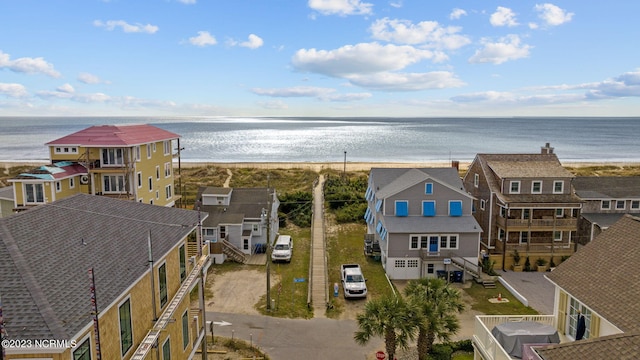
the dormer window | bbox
[510,181,520,194]
[553,180,564,194]
[531,181,542,194]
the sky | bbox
[1,0,639,117]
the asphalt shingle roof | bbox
[197,187,274,227]
[546,214,640,333]
[0,193,202,340]
[45,124,179,147]
[370,167,466,198]
[573,176,640,199]
[535,332,640,360]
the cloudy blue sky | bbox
[1,0,639,117]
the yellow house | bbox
[0,193,210,360]
[9,124,182,211]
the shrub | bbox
[524,257,532,272]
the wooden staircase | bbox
[222,239,246,263]
[482,280,497,289]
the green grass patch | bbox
[463,281,538,315]
[256,226,313,319]
[325,221,394,318]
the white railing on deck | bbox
[473,315,555,360]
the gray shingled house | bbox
[572,176,640,246]
[462,144,583,271]
[195,186,279,264]
[365,167,482,280]
[0,193,209,359]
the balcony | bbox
[473,315,562,360]
[496,217,577,230]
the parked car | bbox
[272,235,292,262]
[340,264,367,298]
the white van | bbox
[272,235,292,263]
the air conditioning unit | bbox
[80,175,90,184]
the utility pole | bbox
[197,200,207,359]
[343,151,347,179]
[1,294,5,360]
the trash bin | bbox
[451,270,463,283]
[436,270,448,280]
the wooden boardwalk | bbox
[310,174,328,318]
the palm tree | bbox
[354,294,421,360]
[404,278,465,359]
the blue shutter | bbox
[365,187,372,201]
[364,207,371,221]
[375,199,383,212]
[423,201,435,217]
[376,221,383,234]
[395,201,408,217]
[425,183,433,194]
[450,201,463,217]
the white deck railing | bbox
[473,315,555,360]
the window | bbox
[153,142,157,152]
[24,183,45,203]
[72,336,91,360]
[54,146,78,154]
[408,259,418,268]
[510,181,520,194]
[425,182,433,194]
[556,208,564,217]
[449,201,462,217]
[252,224,260,233]
[601,200,611,210]
[104,175,126,193]
[220,226,226,239]
[616,200,625,210]
[137,172,142,188]
[179,245,186,283]
[440,235,458,249]
[119,298,133,356]
[554,231,562,241]
[523,209,530,219]
[632,200,640,210]
[166,185,172,200]
[498,229,505,241]
[568,298,592,340]
[420,236,428,249]
[101,148,124,166]
[395,200,408,217]
[532,181,542,194]
[410,236,419,249]
[422,201,436,217]
[156,190,160,199]
[147,144,152,159]
[474,173,479,187]
[500,207,507,217]
[69,177,75,189]
[156,165,160,180]
[162,337,171,360]
[553,180,564,194]
[480,199,486,210]
[243,238,249,250]
[182,310,189,349]
[159,263,167,308]
[135,146,141,161]
[395,259,406,268]
[149,177,153,191]
[164,162,172,177]
[520,232,529,243]
[427,263,434,274]
[164,140,172,155]
[55,181,61,192]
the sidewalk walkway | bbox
[310,174,328,318]
[499,270,555,314]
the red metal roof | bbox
[46,124,180,147]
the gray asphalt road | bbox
[207,311,385,360]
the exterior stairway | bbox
[222,239,246,263]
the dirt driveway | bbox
[205,266,280,314]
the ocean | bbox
[0,116,639,164]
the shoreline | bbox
[3,160,640,173]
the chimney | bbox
[541,142,554,154]
[451,160,460,170]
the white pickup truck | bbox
[340,264,367,299]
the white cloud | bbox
[258,100,288,109]
[490,6,518,27]
[0,50,61,77]
[450,8,467,20]
[178,0,196,4]
[251,86,371,102]
[78,72,105,84]
[389,1,402,9]
[528,22,539,30]
[57,83,75,94]
[468,35,531,64]
[369,18,471,50]
[189,31,217,47]
[346,71,466,91]
[534,3,574,26]
[0,83,28,97]
[93,20,159,34]
[292,42,438,77]
[240,34,264,49]
[308,0,373,16]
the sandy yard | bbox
[205,266,280,314]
